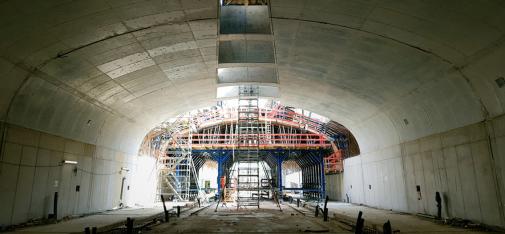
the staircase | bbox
[158,118,199,201]
[236,86,261,208]
[259,161,282,210]
[260,161,272,199]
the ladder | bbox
[264,119,272,144]
[236,85,261,208]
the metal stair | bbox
[260,161,272,200]
[158,118,200,201]
[236,86,261,208]
[260,161,282,211]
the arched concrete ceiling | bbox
[0,0,504,155]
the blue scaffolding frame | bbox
[192,149,327,200]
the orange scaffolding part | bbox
[188,104,332,137]
[146,104,347,173]
[174,133,331,149]
[324,142,343,174]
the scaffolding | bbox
[236,86,261,208]
[142,103,354,204]
[157,118,201,201]
[324,142,344,174]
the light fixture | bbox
[62,160,78,165]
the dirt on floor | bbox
[146,201,499,234]
[146,201,351,233]
[8,201,497,233]
[323,201,497,234]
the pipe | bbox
[126,217,134,234]
[161,195,169,222]
[320,152,326,200]
[277,156,283,195]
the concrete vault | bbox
[1,0,505,230]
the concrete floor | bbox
[323,202,492,234]
[4,201,496,233]
[147,201,349,233]
[147,201,495,233]
[7,206,165,234]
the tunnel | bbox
[1,0,505,233]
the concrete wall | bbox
[325,173,343,201]
[343,114,505,227]
[0,123,137,227]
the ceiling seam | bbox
[272,16,493,131]
[271,16,455,66]
[1,18,219,128]
[3,60,135,123]
[54,17,216,59]
[456,32,505,70]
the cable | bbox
[76,167,122,176]
[0,161,123,176]
[0,160,62,168]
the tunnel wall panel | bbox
[4,74,149,156]
[342,156,366,205]
[325,173,343,201]
[0,123,138,226]
[360,145,406,212]
[492,114,505,225]
[6,76,107,147]
[0,58,29,121]
[343,117,505,227]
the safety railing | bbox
[186,106,334,138]
[173,133,330,149]
[324,150,343,174]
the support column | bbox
[277,155,283,194]
[320,151,326,200]
[301,167,306,198]
[217,156,223,199]
[216,153,230,199]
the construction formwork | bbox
[192,149,328,202]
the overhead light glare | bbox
[62,160,78,165]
